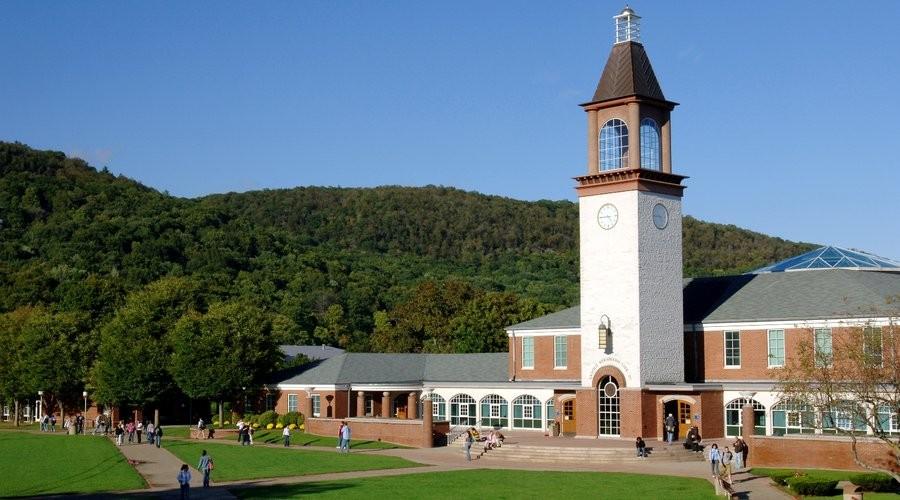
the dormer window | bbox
[600,119,629,170]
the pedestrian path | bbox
[114,440,235,499]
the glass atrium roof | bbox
[753,246,900,273]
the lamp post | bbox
[37,391,43,427]
[83,391,88,414]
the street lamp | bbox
[83,391,88,414]
[37,391,43,426]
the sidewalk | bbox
[114,440,234,499]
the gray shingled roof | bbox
[684,269,900,323]
[277,353,509,386]
[280,345,345,361]
[590,41,666,103]
[505,270,900,330]
[505,306,581,330]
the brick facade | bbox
[746,435,900,473]
[306,417,437,448]
[510,335,581,381]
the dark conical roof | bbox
[591,41,665,103]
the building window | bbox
[772,400,816,436]
[1,405,8,421]
[480,394,509,428]
[546,398,555,428]
[311,395,321,417]
[522,337,534,369]
[767,329,785,367]
[724,331,740,367]
[600,119,629,170]
[449,394,477,426]
[876,405,899,435]
[725,398,766,437]
[287,394,298,413]
[265,393,276,411]
[639,118,660,170]
[512,395,543,429]
[823,401,867,433]
[863,327,883,366]
[365,396,374,416]
[554,336,568,368]
[814,328,832,367]
[598,376,620,436]
[431,394,446,421]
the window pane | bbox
[640,118,660,170]
[522,337,534,368]
[725,330,740,366]
[600,119,629,170]
[554,336,567,368]
[768,329,785,366]
[814,328,832,366]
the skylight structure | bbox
[753,246,900,273]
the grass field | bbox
[231,469,718,499]
[237,429,406,449]
[164,440,421,481]
[0,431,146,497]
[752,468,899,499]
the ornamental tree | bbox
[778,298,899,482]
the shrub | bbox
[276,423,284,429]
[849,473,898,492]
[288,423,297,430]
[223,420,231,425]
[786,478,838,496]
[243,414,257,425]
[257,410,278,428]
[266,423,274,429]
[768,471,797,486]
[279,411,302,427]
[252,423,260,429]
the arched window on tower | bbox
[640,118,661,170]
[600,119,629,170]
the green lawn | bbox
[231,470,717,499]
[0,431,146,497]
[163,440,421,481]
[241,429,407,449]
[752,468,899,499]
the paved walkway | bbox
[68,435,788,499]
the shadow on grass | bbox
[42,480,355,499]
[10,452,142,497]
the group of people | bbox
[705,437,749,485]
[235,419,254,445]
[113,420,162,447]
[462,427,504,461]
[38,413,58,432]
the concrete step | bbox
[481,445,706,463]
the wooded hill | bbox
[0,140,814,353]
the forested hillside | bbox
[0,141,814,409]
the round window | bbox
[603,381,618,398]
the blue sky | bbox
[2,1,899,260]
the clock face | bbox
[653,203,669,229]
[597,203,618,230]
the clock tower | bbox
[577,7,686,435]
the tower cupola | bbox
[614,6,641,44]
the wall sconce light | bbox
[598,315,612,354]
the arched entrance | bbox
[598,376,620,436]
[561,399,576,435]
[663,399,694,441]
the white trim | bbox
[659,395,698,405]
[687,316,896,332]
[507,328,580,337]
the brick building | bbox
[267,7,900,451]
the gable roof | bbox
[280,345,345,361]
[276,353,509,386]
[505,270,900,331]
[590,41,666,104]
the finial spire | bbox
[614,6,641,44]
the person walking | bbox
[136,420,143,444]
[339,421,351,453]
[146,422,155,445]
[197,450,213,488]
[282,425,291,447]
[126,421,135,444]
[247,425,254,445]
[664,413,676,444]
[236,420,245,443]
[115,422,125,446]
[739,437,749,469]
[177,464,191,499]
[464,427,474,462]
[732,437,744,471]
[49,414,57,432]
[76,413,84,435]
[707,443,721,477]
[155,424,163,448]
[721,446,734,484]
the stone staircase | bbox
[479,443,706,464]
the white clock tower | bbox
[577,7,686,401]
